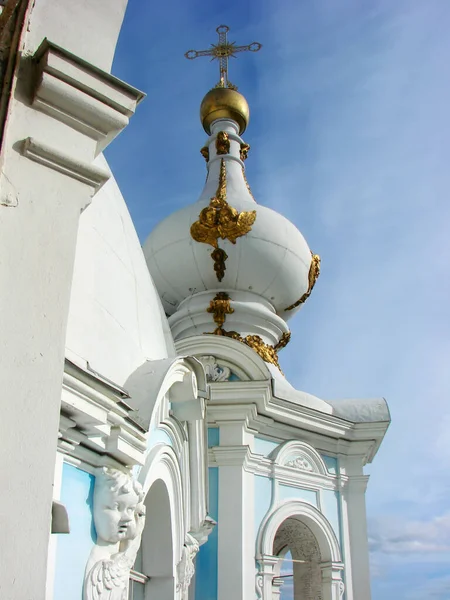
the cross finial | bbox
[185,25,262,90]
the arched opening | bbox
[130,479,175,600]
[256,501,343,600]
[274,518,323,600]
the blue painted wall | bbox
[147,422,173,449]
[207,427,219,448]
[53,463,95,600]
[321,454,338,475]
[321,490,342,546]
[254,436,279,456]
[254,475,273,536]
[195,467,218,600]
[279,484,319,507]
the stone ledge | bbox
[32,39,145,153]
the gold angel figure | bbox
[190,159,256,280]
[190,160,256,248]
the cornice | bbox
[207,446,340,491]
[21,136,110,194]
[59,359,148,468]
[32,39,145,153]
[207,382,386,463]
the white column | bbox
[216,422,255,600]
[339,456,371,600]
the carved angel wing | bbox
[220,210,257,244]
[86,556,131,600]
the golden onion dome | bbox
[200,87,249,135]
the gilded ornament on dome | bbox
[207,292,234,334]
[242,166,255,201]
[207,328,290,374]
[190,159,257,281]
[240,142,250,161]
[215,131,230,155]
[200,146,209,162]
[284,252,321,311]
[211,248,228,281]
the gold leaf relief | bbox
[190,159,257,280]
[242,166,255,201]
[207,292,234,333]
[200,146,209,162]
[284,252,321,311]
[240,142,250,161]
[206,328,291,374]
[216,131,230,155]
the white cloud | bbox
[369,513,450,555]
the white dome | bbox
[143,119,313,322]
[65,155,175,387]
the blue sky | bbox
[106,1,450,598]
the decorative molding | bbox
[270,440,328,476]
[198,355,231,382]
[190,159,256,281]
[84,468,145,600]
[190,515,217,546]
[58,359,148,468]
[285,252,321,311]
[32,39,145,153]
[215,131,230,155]
[285,456,314,472]
[175,335,389,464]
[22,137,109,195]
[176,533,200,598]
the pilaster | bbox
[321,562,345,600]
[338,455,371,600]
[214,421,255,600]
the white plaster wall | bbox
[25,0,128,72]
[0,2,130,598]
[65,155,174,386]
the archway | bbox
[129,478,176,600]
[273,518,323,600]
[129,446,185,600]
[256,501,344,600]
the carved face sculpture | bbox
[124,502,146,541]
[93,468,143,544]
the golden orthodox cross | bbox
[185,25,262,90]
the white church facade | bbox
[0,3,389,600]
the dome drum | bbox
[169,289,290,345]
